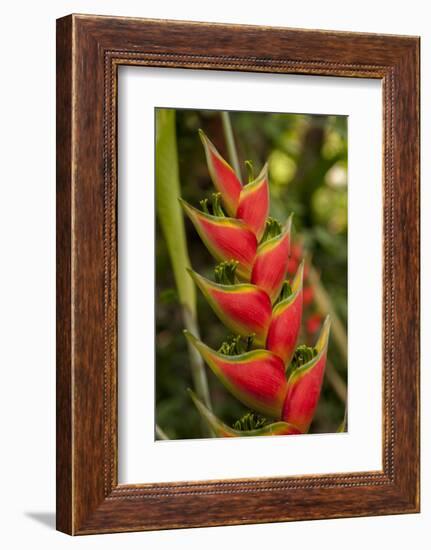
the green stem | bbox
[221,111,241,179]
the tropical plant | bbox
[181,130,331,436]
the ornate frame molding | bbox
[57,15,419,534]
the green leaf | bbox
[155,109,196,317]
[155,110,213,432]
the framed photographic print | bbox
[56,14,420,534]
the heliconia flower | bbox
[236,164,269,241]
[266,262,304,366]
[282,317,331,433]
[184,331,288,418]
[251,215,292,303]
[180,199,257,279]
[199,129,242,216]
[189,390,301,437]
[177,129,335,438]
[188,269,272,346]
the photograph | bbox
[155,107,348,440]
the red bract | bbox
[199,130,242,216]
[266,263,304,365]
[180,199,257,279]
[251,217,292,302]
[182,130,331,436]
[236,164,270,241]
[188,270,272,346]
[282,317,330,432]
[185,332,288,418]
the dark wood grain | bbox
[56,16,73,535]
[56,14,420,535]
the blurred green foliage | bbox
[155,108,348,439]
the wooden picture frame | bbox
[56,14,420,534]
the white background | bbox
[118,68,382,483]
[0,1,428,549]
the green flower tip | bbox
[212,193,225,217]
[291,345,318,370]
[218,334,255,356]
[233,411,268,431]
[261,217,283,243]
[274,280,293,305]
[199,193,226,217]
[214,260,238,284]
[199,197,210,214]
[286,343,318,379]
